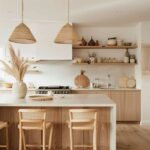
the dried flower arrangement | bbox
[0,43,29,81]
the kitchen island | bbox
[0,94,116,150]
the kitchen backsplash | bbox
[0,61,134,88]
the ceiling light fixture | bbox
[54,0,81,44]
[9,0,36,44]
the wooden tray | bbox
[29,95,53,101]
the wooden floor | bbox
[117,124,150,150]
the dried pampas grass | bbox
[0,43,29,81]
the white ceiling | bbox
[0,0,150,26]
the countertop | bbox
[0,87,141,91]
[71,87,141,91]
[0,88,36,91]
[0,94,115,107]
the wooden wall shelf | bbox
[72,63,137,66]
[73,45,137,49]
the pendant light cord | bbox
[67,0,70,23]
[21,0,24,23]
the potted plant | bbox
[0,43,29,98]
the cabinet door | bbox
[124,91,141,121]
[110,91,125,121]
[110,90,141,121]
[35,22,72,60]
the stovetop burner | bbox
[38,86,70,90]
[37,86,71,94]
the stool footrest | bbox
[0,145,7,148]
[74,145,93,148]
[26,144,49,148]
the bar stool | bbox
[0,121,9,150]
[67,109,97,150]
[18,109,53,150]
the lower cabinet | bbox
[124,91,141,121]
[72,89,141,122]
[109,91,125,121]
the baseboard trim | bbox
[117,121,140,124]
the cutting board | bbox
[29,95,53,101]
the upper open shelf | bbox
[73,45,137,49]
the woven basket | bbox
[9,23,36,44]
[54,23,81,44]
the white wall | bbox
[0,23,139,89]
[140,21,150,124]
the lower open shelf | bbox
[72,62,137,66]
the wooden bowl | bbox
[2,83,13,88]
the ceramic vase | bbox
[12,81,27,98]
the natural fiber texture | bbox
[74,70,90,88]
[0,43,29,81]
[9,23,36,44]
[54,23,81,44]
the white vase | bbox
[12,81,27,98]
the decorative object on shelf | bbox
[125,49,130,57]
[72,57,84,64]
[9,0,36,44]
[118,75,129,88]
[124,42,132,46]
[118,75,136,88]
[74,70,90,88]
[117,39,123,46]
[95,40,100,46]
[88,52,97,64]
[80,37,87,46]
[130,55,136,64]
[107,37,117,46]
[2,82,13,88]
[54,0,81,44]
[73,45,137,49]
[127,76,136,88]
[124,49,130,63]
[124,56,129,63]
[88,36,96,46]
[0,43,29,98]
[27,66,41,73]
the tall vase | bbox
[12,81,27,98]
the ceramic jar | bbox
[117,39,123,46]
[107,37,117,46]
[130,55,136,63]
[12,81,27,98]
[124,56,129,63]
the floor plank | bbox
[117,124,150,150]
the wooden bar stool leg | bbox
[6,126,9,150]
[43,126,46,150]
[93,129,97,150]
[22,130,26,150]
[48,124,53,150]
[69,128,73,150]
[19,128,22,150]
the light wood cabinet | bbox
[72,89,141,122]
[109,90,141,122]
[124,91,141,121]
[109,91,125,121]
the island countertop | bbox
[0,94,116,107]
[0,93,116,150]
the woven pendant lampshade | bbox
[54,0,81,44]
[9,23,36,44]
[54,23,81,44]
[9,0,36,44]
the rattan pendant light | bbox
[9,0,36,44]
[54,0,81,44]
